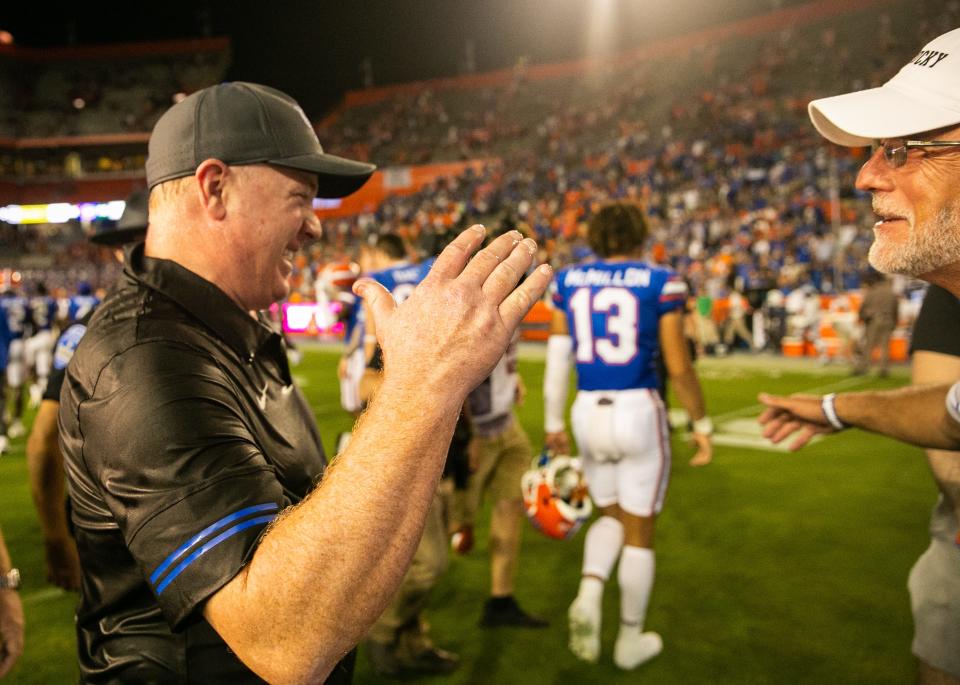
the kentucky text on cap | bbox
[145,82,376,198]
[808,27,960,146]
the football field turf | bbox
[0,347,933,684]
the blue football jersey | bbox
[552,259,688,391]
[368,258,433,304]
[0,310,10,369]
[0,295,31,340]
[30,295,58,332]
[67,294,100,323]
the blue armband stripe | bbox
[149,503,279,586]
[155,514,277,596]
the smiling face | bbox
[855,125,960,280]
[223,164,320,311]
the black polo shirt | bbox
[59,244,353,684]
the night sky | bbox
[3,0,797,117]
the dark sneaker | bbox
[480,596,549,628]
[366,640,401,677]
[402,646,461,675]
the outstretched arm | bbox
[758,382,960,451]
[204,226,552,684]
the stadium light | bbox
[586,0,616,60]
[0,201,126,225]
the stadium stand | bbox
[1,0,955,355]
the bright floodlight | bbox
[586,0,616,59]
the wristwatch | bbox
[0,568,20,590]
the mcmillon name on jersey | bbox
[563,267,652,288]
[392,267,422,281]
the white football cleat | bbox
[28,383,42,409]
[613,629,662,670]
[7,420,25,439]
[0,436,8,455]
[568,597,601,663]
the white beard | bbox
[868,200,960,277]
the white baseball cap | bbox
[809,27,960,147]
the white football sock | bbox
[581,515,624,581]
[618,545,655,629]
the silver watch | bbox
[0,568,20,590]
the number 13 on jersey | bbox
[569,287,639,365]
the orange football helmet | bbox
[521,453,592,540]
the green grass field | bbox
[0,347,934,684]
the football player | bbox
[25,282,57,407]
[0,310,11,453]
[61,282,100,324]
[0,288,32,438]
[334,247,372,418]
[544,202,713,669]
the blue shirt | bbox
[0,311,10,369]
[30,295,58,332]
[67,294,101,323]
[0,295,30,340]
[552,259,687,391]
[368,258,434,303]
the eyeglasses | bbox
[872,138,960,168]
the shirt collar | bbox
[124,243,278,362]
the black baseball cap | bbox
[90,190,148,246]
[145,82,376,198]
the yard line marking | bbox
[22,587,67,605]
[666,376,875,452]
[710,375,875,423]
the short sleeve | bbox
[78,341,286,629]
[911,285,960,357]
[658,274,688,316]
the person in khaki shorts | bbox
[452,333,548,628]
[364,488,459,676]
[853,271,899,377]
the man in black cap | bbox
[59,82,550,684]
[26,190,148,592]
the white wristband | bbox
[944,381,960,427]
[692,416,713,436]
[821,393,848,431]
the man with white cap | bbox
[58,82,551,684]
[759,28,960,685]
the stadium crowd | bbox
[8,6,959,347]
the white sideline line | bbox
[711,375,875,423]
[22,587,67,606]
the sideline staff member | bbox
[758,27,960,685]
[60,82,551,684]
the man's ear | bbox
[195,159,229,221]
